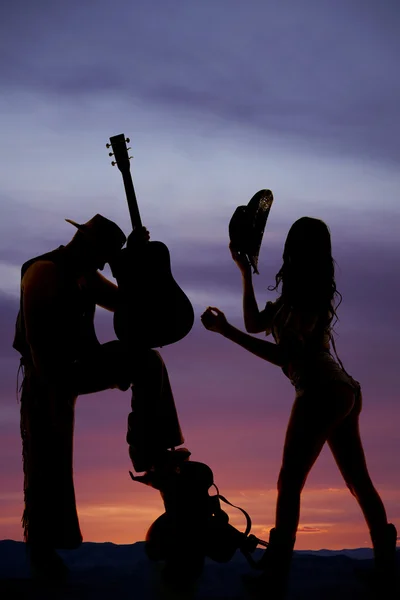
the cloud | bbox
[0,295,19,359]
[297,526,325,534]
[0,197,60,267]
[1,1,399,163]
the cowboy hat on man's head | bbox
[65,214,126,254]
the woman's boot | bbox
[370,522,398,593]
[243,527,296,599]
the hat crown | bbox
[65,214,126,252]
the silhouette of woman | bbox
[201,217,397,597]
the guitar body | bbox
[107,132,194,349]
[113,240,194,348]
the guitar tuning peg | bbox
[108,152,114,157]
[111,161,117,166]
[125,137,130,143]
[106,143,112,148]
[129,156,133,159]
[127,147,131,151]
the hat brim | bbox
[65,218,84,229]
[65,218,124,254]
[65,218,94,237]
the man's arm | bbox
[89,271,119,312]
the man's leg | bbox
[73,342,184,471]
[20,372,80,580]
[71,340,133,395]
[127,349,184,471]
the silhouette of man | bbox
[13,214,183,579]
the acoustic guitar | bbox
[107,133,194,348]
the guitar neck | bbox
[122,170,142,230]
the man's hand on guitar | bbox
[127,226,150,250]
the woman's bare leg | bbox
[327,388,388,533]
[251,383,357,597]
[276,383,356,538]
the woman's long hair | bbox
[268,217,346,369]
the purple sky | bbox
[0,0,399,549]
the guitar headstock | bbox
[106,134,132,173]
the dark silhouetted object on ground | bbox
[130,448,267,592]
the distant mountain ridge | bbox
[0,540,398,600]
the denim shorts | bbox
[289,351,360,397]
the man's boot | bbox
[28,544,68,581]
[370,522,398,593]
[243,527,296,599]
